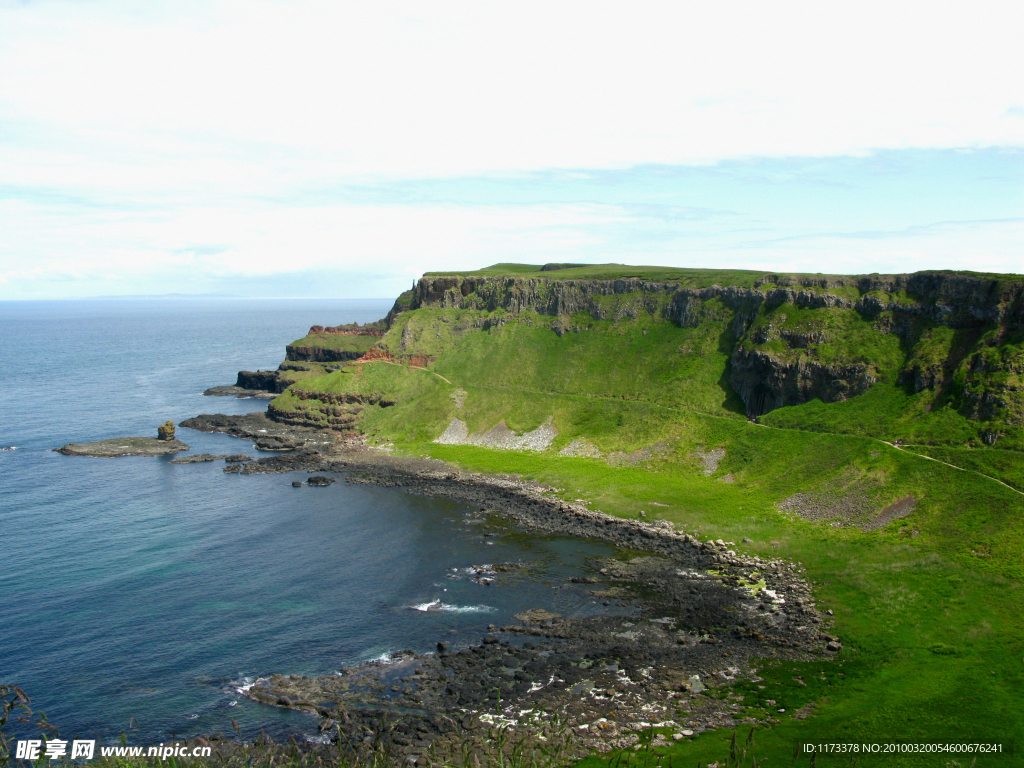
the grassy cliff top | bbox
[288,333,379,351]
[423,262,768,286]
[423,262,1023,287]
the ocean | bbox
[0,298,623,745]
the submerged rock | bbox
[513,608,562,624]
[203,385,276,399]
[255,435,300,451]
[169,453,227,463]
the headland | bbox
[171,263,1024,763]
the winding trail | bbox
[353,357,454,384]
[886,442,1024,497]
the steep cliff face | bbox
[285,345,367,363]
[730,349,879,417]
[414,272,1024,333]
[409,271,1024,424]
[267,389,395,430]
[757,272,1024,330]
[959,342,1024,438]
[284,329,381,363]
[236,370,289,393]
[386,289,415,328]
[412,276,678,318]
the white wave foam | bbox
[233,675,259,694]
[411,599,443,612]
[446,603,496,613]
[410,600,495,614]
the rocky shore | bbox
[202,385,276,399]
[56,436,189,457]
[169,453,253,464]
[180,412,345,452]
[180,413,839,761]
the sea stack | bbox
[157,421,176,441]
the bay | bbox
[0,299,620,745]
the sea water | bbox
[0,299,622,744]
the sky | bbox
[1,0,1022,300]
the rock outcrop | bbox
[267,388,395,431]
[729,349,879,417]
[179,412,339,452]
[306,321,386,336]
[56,437,189,457]
[408,271,1024,419]
[284,345,367,363]
[235,369,288,393]
[286,323,386,363]
[412,275,679,318]
[413,272,1024,334]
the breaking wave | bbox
[409,599,496,614]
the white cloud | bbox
[0,198,632,296]
[0,0,1021,297]
[2,0,1022,186]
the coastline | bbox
[179,413,837,760]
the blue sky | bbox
[1,0,1022,299]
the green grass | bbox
[287,333,379,353]
[422,263,1022,291]
[425,263,778,287]
[757,321,1023,451]
[760,379,983,445]
[266,297,1024,766]
[902,445,1024,493]
[282,359,453,443]
[388,307,743,417]
[274,362,336,385]
[414,437,1024,767]
[742,304,906,368]
[276,306,1024,575]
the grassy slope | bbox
[274,294,1024,766]
[287,332,379,353]
[437,444,1023,768]
[739,304,906,368]
[761,324,1024,452]
[274,362,335,387]
[902,444,1024,494]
